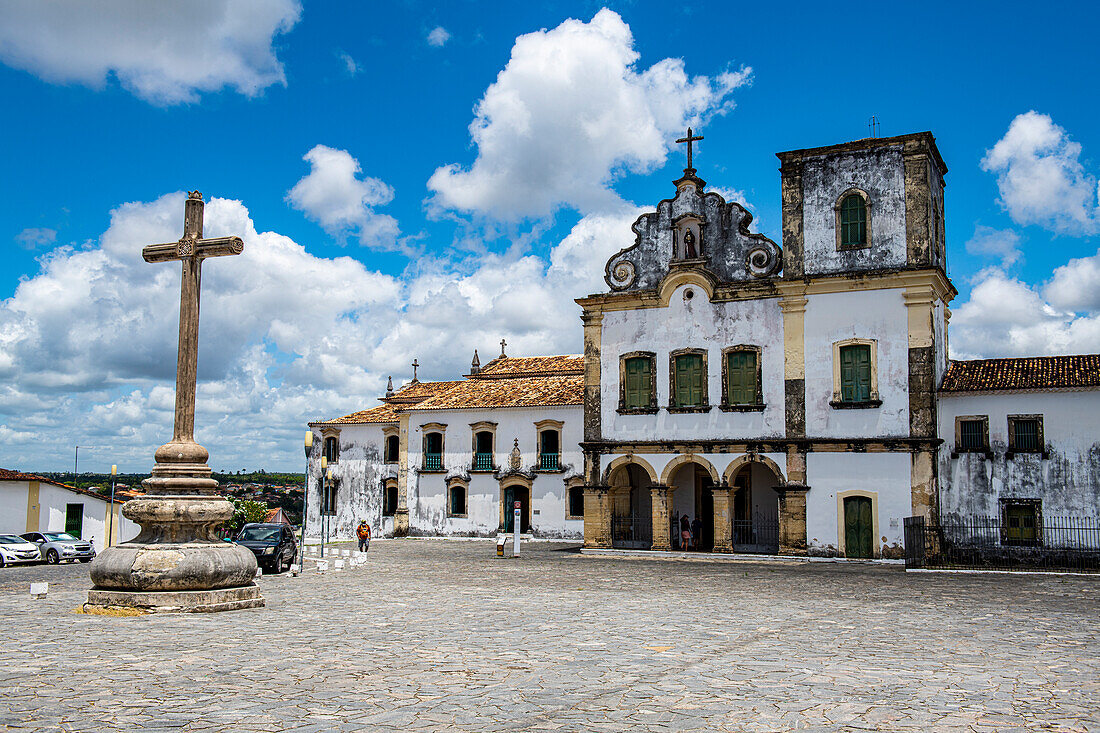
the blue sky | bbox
[1,0,1098,472]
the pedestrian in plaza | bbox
[680,514,693,550]
[356,520,371,552]
[691,516,703,551]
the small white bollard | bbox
[255,567,263,578]
[342,549,351,558]
[513,501,521,557]
[333,559,345,571]
[317,559,328,573]
[29,583,47,599]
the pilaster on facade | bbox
[777,484,810,556]
[710,486,734,553]
[582,485,612,549]
[779,294,808,438]
[395,412,411,536]
[581,310,604,444]
[649,484,672,551]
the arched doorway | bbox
[665,459,718,552]
[607,462,652,549]
[726,460,782,554]
[501,480,531,534]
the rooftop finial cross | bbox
[676,127,704,171]
[500,339,507,358]
[411,358,420,382]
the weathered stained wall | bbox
[306,422,392,541]
[800,146,908,276]
[803,289,911,438]
[407,405,584,538]
[600,286,786,441]
[938,391,1100,519]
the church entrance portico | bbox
[608,463,652,549]
[726,462,782,554]
[666,460,717,552]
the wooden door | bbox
[502,486,514,533]
[844,496,873,558]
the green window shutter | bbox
[839,344,871,402]
[675,354,705,407]
[727,351,757,405]
[840,194,867,247]
[624,357,652,409]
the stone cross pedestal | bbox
[84,192,263,614]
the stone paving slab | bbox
[0,540,1097,731]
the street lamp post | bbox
[320,455,328,558]
[106,464,117,547]
[299,432,312,573]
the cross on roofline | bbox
[411,359,420,382]
[676,127,704,171]
[500,339,507,358]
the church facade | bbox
[308,130,1099,558]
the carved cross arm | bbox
[143,236,245,263]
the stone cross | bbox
[411,359,420,382]
[142,192,243,446]
[500,339,507,358]
[676,127,704,170]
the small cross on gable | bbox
[676,127,704,171]
[500,339,507,358]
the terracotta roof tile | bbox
[475,355,584,379]
[940,354,1100,393]
[0,468,123,503]
[408,374,583,411]
[319,403,399,425]
[384,380,466,403]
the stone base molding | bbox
[393,507,410,537]
[649,485,672,551]
[777,484,810,556]
[83,584,264,614]
[582,486,612,548]
[710,486,734,553]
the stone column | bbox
[777,484,810,556]
[582,486,611,549]
[394,413,411,536]
[711,485,734,554]
[649,485,671,551]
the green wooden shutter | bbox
[624,357,651,409]
[840,194,867,247]
[65,504,83,538]
[675,354,705,407]
[727,351,757,405]
[840,345,871,402]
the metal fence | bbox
[904,515,1100,572]
[611,515,652,549]
[732,514,780,554]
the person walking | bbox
[679,514,692,551]
[691,516,703,552]
[356,521,371,552]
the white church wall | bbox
[937,391,1100,520]
[0,480,139,545]
[600,287,786,442]
[800,146,908,276]
[805,451,911,557]
[0,483,26,534]
[407,405,583,538]
[803,288,910,438]
[307,422,391,542]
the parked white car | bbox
[20,532,96,564]
[0,534,43,567]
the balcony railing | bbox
[538,452,560,471]
[473,453,493,471]
[423,453,442,471]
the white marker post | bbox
[513,500,521,557]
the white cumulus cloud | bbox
[427,26,451,47]
[286,145,400,249]
[427,8,751,220]
[964,225,1023,267]
[15,227,57,250]
[0,193,640,471]
[0,0,301,105]
[981,111,1100,234]
[950,267,1100,359]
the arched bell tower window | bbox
[835,189,871,250]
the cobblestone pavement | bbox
[1,539,1097,732]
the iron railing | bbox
[904,515,1100,572]
[473,453,493,471]
[423,453,442,471]
[611,515,652,549]
[539,452,560,471]
[731,514,780,554]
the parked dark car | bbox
[20,531,95,564]
[235,523,296,574]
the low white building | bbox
[308,354,585,540]
[0,469,139,547]
[938,355,1100,529]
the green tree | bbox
[228,498,269,533]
